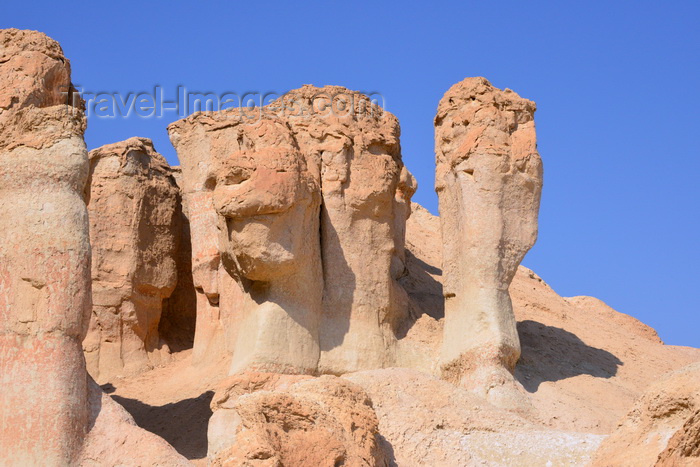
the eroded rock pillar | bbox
[0,29,190,465]
[212,117,323,374]
[278,86,417,374]
[169,113,323,374]
[0,28,91,465]
[168,119,229,366]
[434,77,543,407]
[83,137,180,382]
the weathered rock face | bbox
[212,117,323,375]
[171,113,324,374]
[276,86,417,374]
[0,30,81,151]
[346,368,604,467]
[591,362,700,467]
[207,373,388,466]
[434,77,543,407]
[83,137,180,382]
[0,28,92,465]
[657,410,700,466]
[169,85,416,376]
[0,29,188,465]
[167,116,228,366]
[169,114,323,375]
[160,167,197,353]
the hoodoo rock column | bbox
[0,29,189,466]
[277,86,417,374]
[0,29,93,465]
[434,77,543,408]
[83,137,180,382]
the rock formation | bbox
[169,114,323,375]
[7,27,697,466]
[346,368,604,466]
[0,28,187,465]
[275,86,417,374]
[434,77,543,407]
[169,85,416,376]
[83,137,180,382]
[591,362,700,466]
[657,410,700,466]
[395,201,700,434]
[213,117,323,375]
[78,379,192,466]
[159,166,197,352]
[208,372,388,466]
[102,201,700,464]
[0,28,94,465]
[167,115,229,367]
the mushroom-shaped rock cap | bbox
[436,76,536,125]
[0,28,74,111]
[88,136,173,177]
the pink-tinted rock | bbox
[0,28,92,465]
[0,28,188,465]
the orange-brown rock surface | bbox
[83,137,181,382]
[168,86,416,376]
[101,201,700,465]
[0,28,188,465]
[207,372,388,466]
[0,27,92,465]
[275,86,417,375]
[658,410,700,466]
[434,77,543,408]
[591,362,700,466]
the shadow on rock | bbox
[515,320,623,393]
[378,433,399,467]
[396,249,444,339]
[318,208,356,352]
[111,390,214,460]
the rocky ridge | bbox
[1,28,699,467]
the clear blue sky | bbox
[4,1,699,347]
